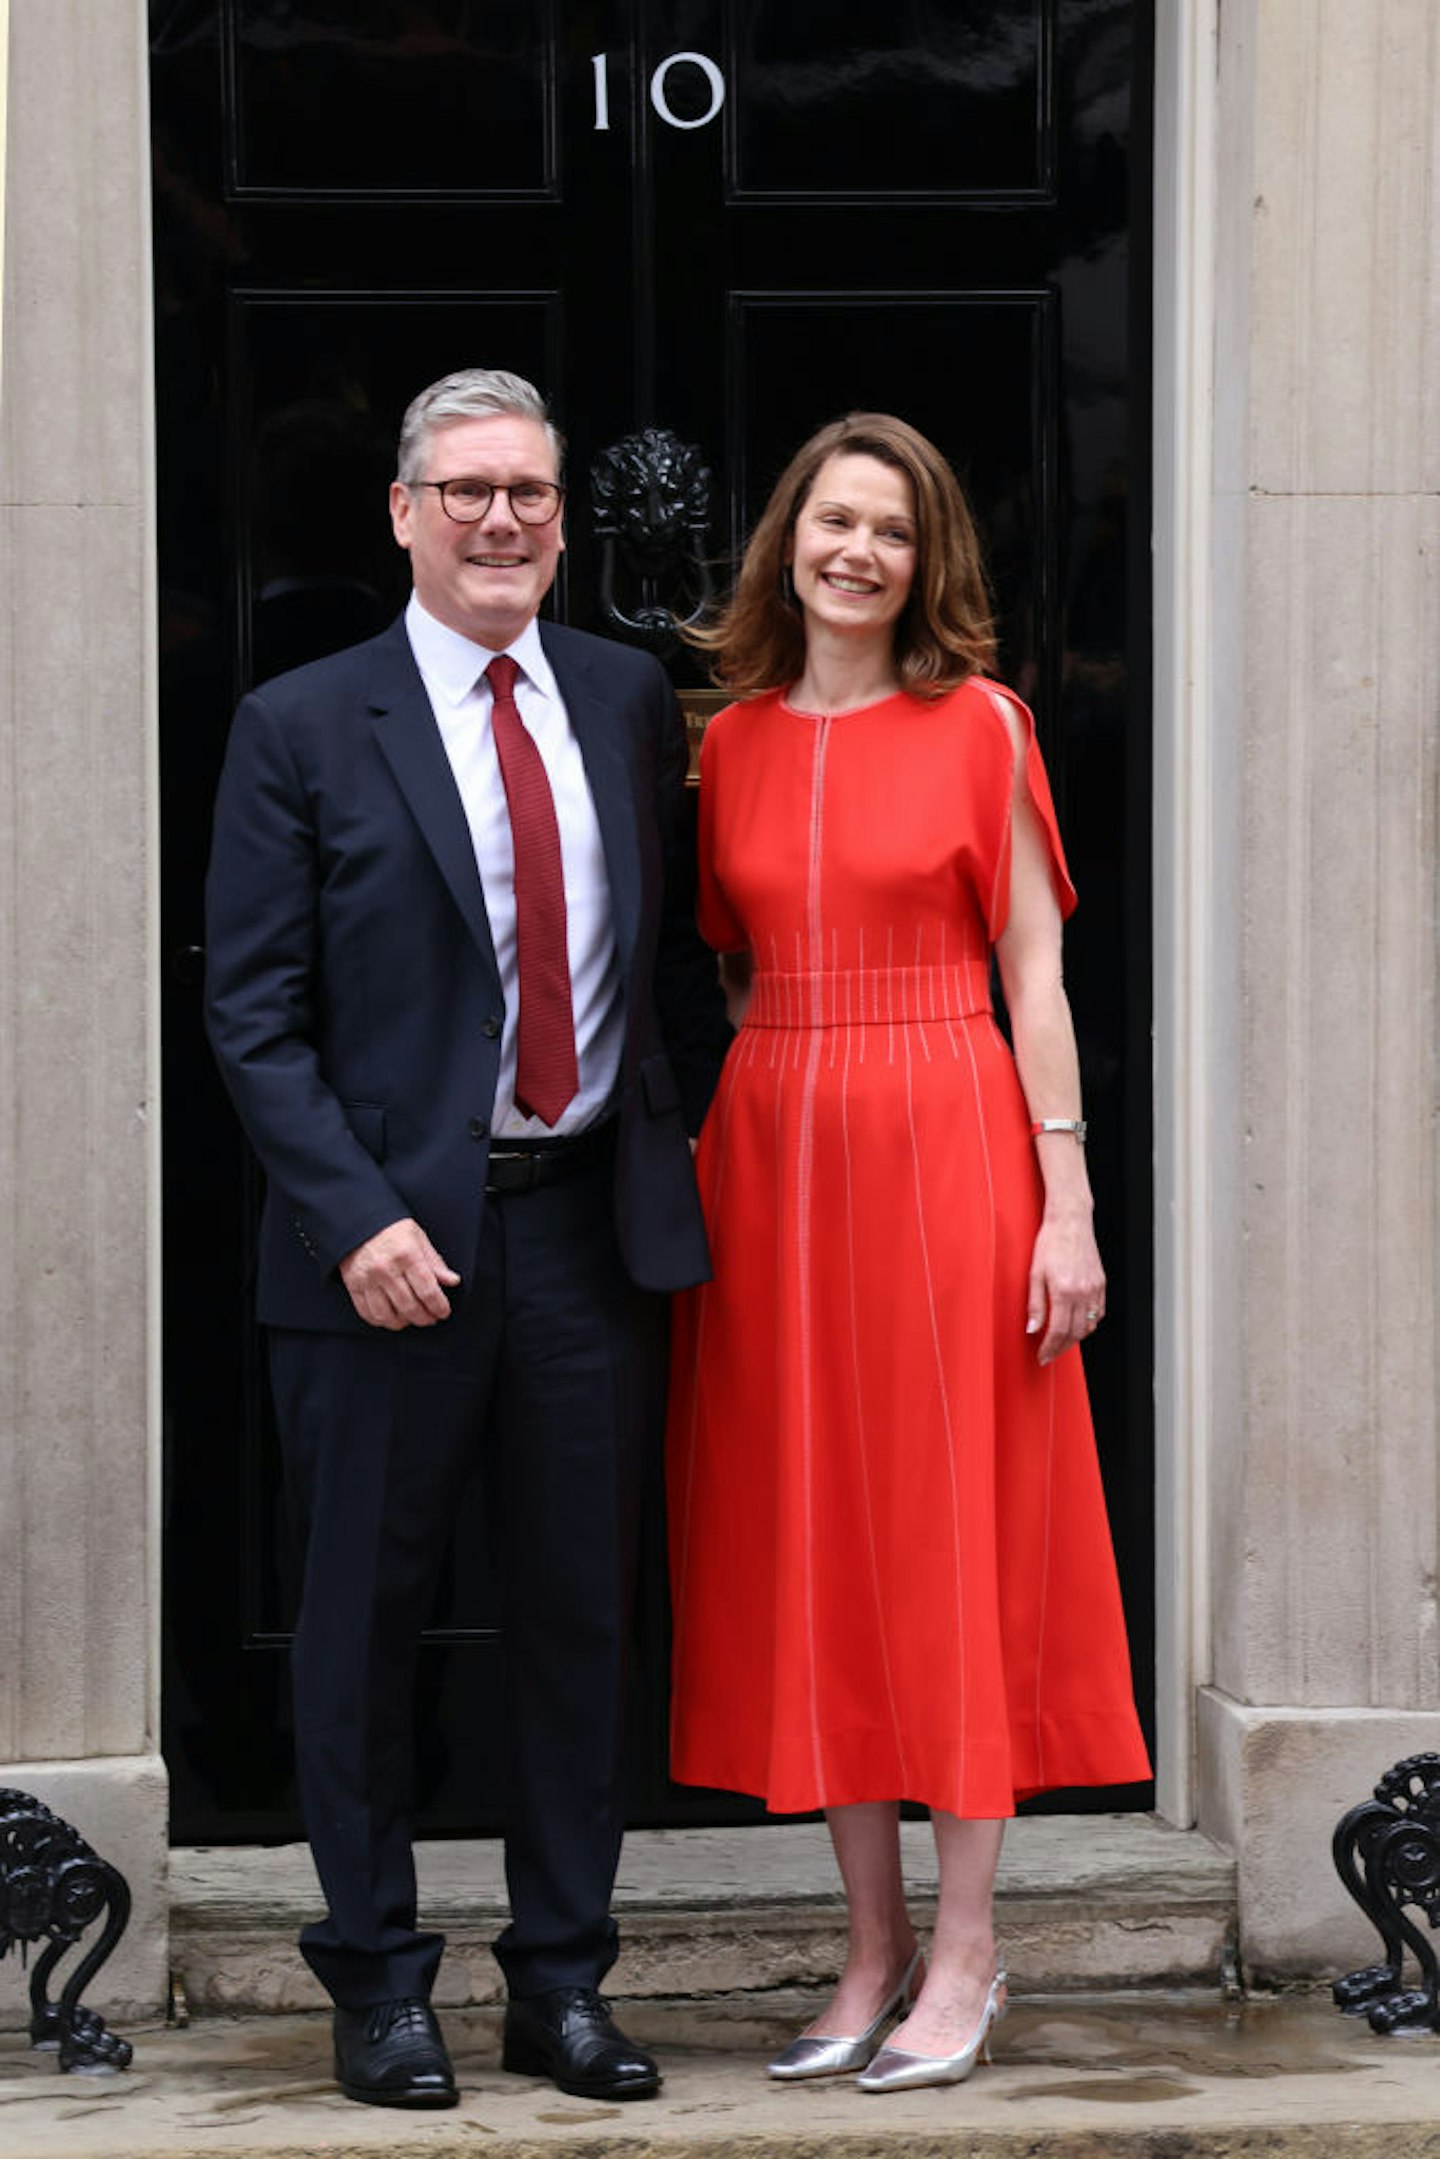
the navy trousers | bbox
[268,1145,663,2009]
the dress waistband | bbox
[744,965,992,1030]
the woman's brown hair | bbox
[690,413,997,698]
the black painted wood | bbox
[153,0,1155,1841]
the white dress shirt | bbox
[405,595,623,1138]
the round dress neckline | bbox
[777,686,911,722]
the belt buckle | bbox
[485,1145,540,1195]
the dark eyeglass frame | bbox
[413,477,566,526]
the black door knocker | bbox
[590,427,715,646]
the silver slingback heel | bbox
[856,1965,1007,2093]
[766,1945,924,2081]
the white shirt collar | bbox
[405,594,558,706]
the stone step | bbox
[170,1814,1236,2015]
[2,1991,1434,2159]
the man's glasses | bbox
[415,478,565,526]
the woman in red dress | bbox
[666,414,1150,2093]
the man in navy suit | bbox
[205,369,728,2109]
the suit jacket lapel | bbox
[366,622,501,980]
[543,627,641,981]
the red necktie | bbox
[486,655,579,1126]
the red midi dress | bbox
[666,678,1151,1817]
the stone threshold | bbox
[171,1813,1236,2014]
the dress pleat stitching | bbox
[1033,1367,1058,1791]
[761,933,775,1071]
[749,964,988,1031]
[841,961,910,1791]
[915,922,932,1062]
[795,719,830,1802]
[940,921,962,1062]
[765,1034,789,1798]
[856,926,866,1064]
[901,1008,967,1800]
[954,950,1003,1808]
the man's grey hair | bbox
[395,369,564,484]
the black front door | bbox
[154,0,1155,1841]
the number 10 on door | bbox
[592,51,726,132]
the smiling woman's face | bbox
[785,452,918,646]
[389,413,565,649]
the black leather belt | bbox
[484,1118,616,1195]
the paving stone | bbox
[3,1993,1440,2159]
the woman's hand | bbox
[1026,1209,1106,1366]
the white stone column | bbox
[1196,0,1440,1977]
[0,0,166,2015]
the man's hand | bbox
[339,1219,460,1330]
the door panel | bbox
[726,4,1052,198]
[154,0,1154,1840]
[224,0,561,198]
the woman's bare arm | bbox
[992,698,1105,1365]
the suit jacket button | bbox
[468,1117,488,1139]
[482,1016,501,1039]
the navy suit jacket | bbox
[205,614,729,1333]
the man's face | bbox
[390,414,565,648]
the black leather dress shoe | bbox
[502,1986,660,2099]
[332,1997,458,2108]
